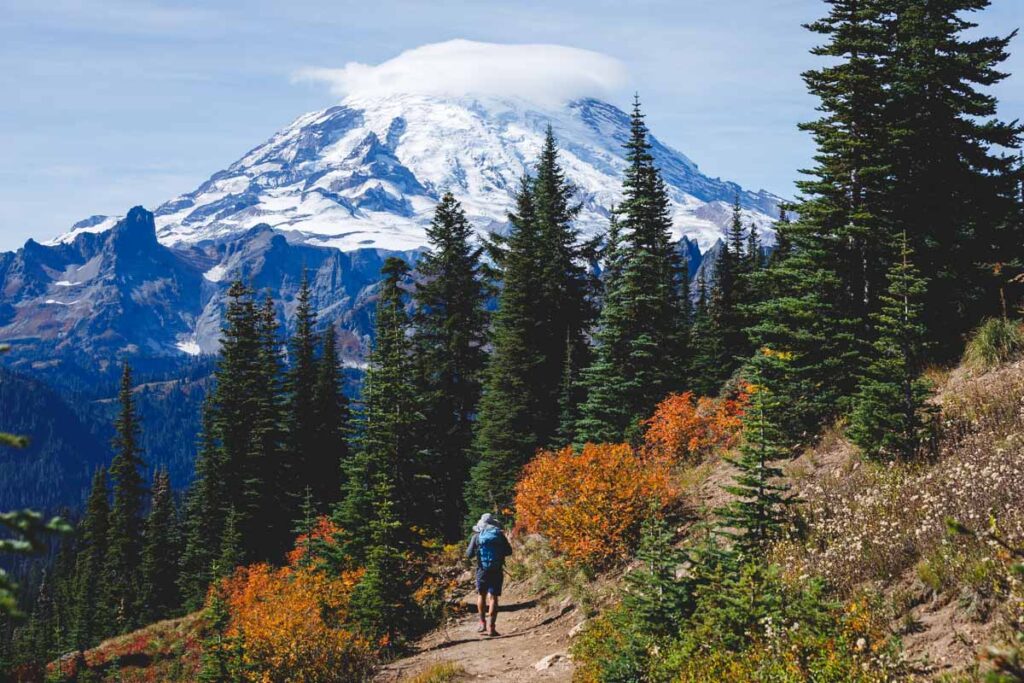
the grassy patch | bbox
[963,317,1024,371]
[403,661,466,683]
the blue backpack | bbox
[478,527,503,570]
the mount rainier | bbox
[2,92,782,374]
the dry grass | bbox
[402,660,466,683]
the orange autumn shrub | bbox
[214,517,377,682]
[643,389,747,463]
[514,442,677,568]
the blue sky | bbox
[1,0,1021,251]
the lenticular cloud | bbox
[295,40,628,107]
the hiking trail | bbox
[375,576,579,681]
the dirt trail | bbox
[376,578,579,682]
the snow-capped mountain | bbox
[2,93,781,378]
[52,94,781,253]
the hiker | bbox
[466,512,513,636]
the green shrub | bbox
[964,318,1024,371]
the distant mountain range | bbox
[0,92,782,510]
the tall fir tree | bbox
[886,0,1023,357]
[334,257,422,560]
[104,362,147,633]
[573,215,633,444]
[178,405,226,610]
[309,325,349,512]
[688,269,729,397]
[411,193,489,540]
[72,467,110,649]
[848,233,933,459]
[718,351,793,556]
[467,179,545,524]
[576,96,688,443]
[531,127,594,444]
[285,272,319,509]
[139,468,179,623]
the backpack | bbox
[478,527,504,571]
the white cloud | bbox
[295,39,628,107]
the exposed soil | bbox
[376,577,580,682]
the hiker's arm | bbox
[465,534,478,560]
[502,534,512,557]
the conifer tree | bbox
[105,362,147,633]
[573,215,632,445]
[687,270,729,396]
[623,514,693,637]
[848,233,933,459]
[335,258,421,560]
[718,352,793,556]
[249,294,287,560]
[285,272,319,508]
[468,180,545,523]
[179,406,226,610]
[348,479,411,648]
[531,128,593,444]
[215,507,243,579]
[139,468,179,623]
[576,97,688,442]
[412,193,489,540]
[309,325,349,512]
[72,468,110,649]
[886,0,1023,357]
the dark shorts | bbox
[475,566,504,596]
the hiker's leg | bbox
[477,592,487,620]
[488,594,499,628]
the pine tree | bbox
[688,269,729,396]
[576,97,688,442]
[412,193,489,540]
[248,294,287,560]
[531,127,594,444]
[178,405,226,611]
[139,468,179,623]
[467,179,545,523]
[198,582,244,683]
[886,0,1023,358]
[334,257,421,560]
[309,325,349,512]
[573,215,634,444]
[347,477,411,649]
[104,363,147,633]
[72,467,110,649]
[718,352,793,556]
[215,507,243,579]
[848,233,933,459]
[623,515,693,637]
[285,272,319,509]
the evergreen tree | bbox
[412,193,489,540]
[468,179,545,523]
[334,258,421,560]
[285,272,319,509]
[215,507,243,579]
[576,97,688,442]
[623,514,693,637]
[688,269,729,397]
[573,215,633,444]
[309,325,349,512]
[348,478,411,648]
[248,294,287,560]
[886,0,1023,358]
[104,363,147,633]
[531,127,594,444]
[72,468,110,649]
[139,468,179,623]
[848,233,933,459]
[178,406,226,611]
[718,352,793,556]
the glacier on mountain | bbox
[52,93,781,253]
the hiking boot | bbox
[476,620,487,633]
[488,627,501,637]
